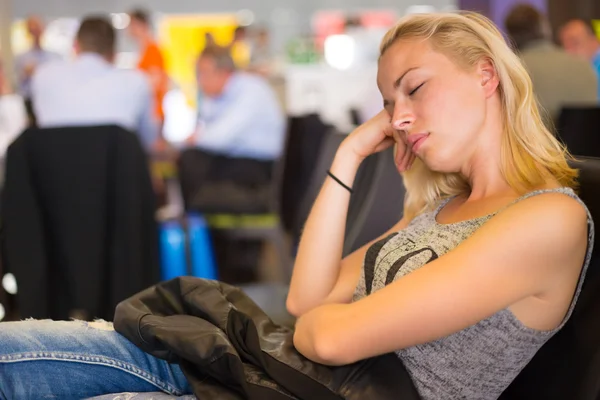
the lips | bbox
[407,133,429,153]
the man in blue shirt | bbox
[15,15,62,125]
[31,17,158,150]
[190,45,285,160]
[179,45,285,213]
[559,19,600,100]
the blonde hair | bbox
[380,12,577,221]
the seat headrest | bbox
[557,107,600,158]
[570,156,600,222]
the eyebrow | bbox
[393,67,419,89]
[383,67,420,107]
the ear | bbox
[73,40,81,55]
[478,58,499,98]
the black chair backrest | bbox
[292,129,346,245]
[349,108,362,126]
[556,107,600,158]
[343,148,382,254]
[280,114,332,234]
[501,156,600,400]
[2,125,159,320]
[343,148,405,255]
[291,130,393,255]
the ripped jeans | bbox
[0,320,193,399]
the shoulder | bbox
[143,43,164,62]
[33,59,66,82]
[47,51,62,60]
[236,73,269,90]
[436,190,591,299]
[0,94,27,122]
[520,47,561,69]
[236,73,278,104]
[551,50,598,76]
[480,190,589,263]
[501,190,587,229]
[118,68,148,82]
[15,50,35,63]
[0,94,25,112]
[147,43,163,55]
[14,51,27,64]
[114,68,151,90]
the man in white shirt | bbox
[191,45,285,160]
[0,60,28,186]
[179,45,285,213]
[31,16,158,149]
[15,15,62,125]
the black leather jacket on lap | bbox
[114,277,420,400]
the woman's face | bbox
[377,38,495,173]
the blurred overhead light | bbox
[0,304,4,321]
[324,34,355,70]
[111,13,131,30]
[2,273,17,295]
[236,9,255,26]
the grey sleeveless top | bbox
[351,188,594,400]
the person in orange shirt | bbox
[127,9,168,126]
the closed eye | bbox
[409,82,425,96]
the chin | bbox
[419,151,460,175]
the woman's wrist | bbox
[334,142,364,168]
[329,144,363,188]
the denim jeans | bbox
[0,319,194,400]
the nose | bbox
[391,104,415,131]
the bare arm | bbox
[293,193,589,365]
[286,111,414,317]
[285,146,361,317]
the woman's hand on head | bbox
[341,110,415,172]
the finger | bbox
[395,148,408,171]
[394,141,405,167]
[373,137,396,153]
[392,131,409,165]
[397,152,416,174]
[407,153,417,170]
[397,144,413,172]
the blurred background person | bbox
[505,4,597,128]
[184,44,284,178]
[559,19,600,99]
[180,44,285,213]
[180,45,285,283]
[14,15,61,127]
[128,9,169,134]
[195,32,217,118]
[204,31,216,47]
[0,60,27,183]
[248,27,274,76]
[230,26,252,70]
[31,16,158,150]
[192,45,284,158]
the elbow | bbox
[286,295,305,318]
[295,326,348,366]
[313,334,344,365]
